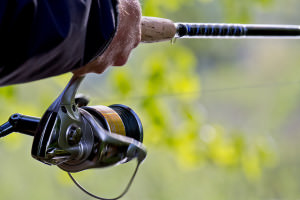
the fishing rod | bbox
[1,16,300,200]
[141,17,300,43]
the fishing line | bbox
[97,80,300,103]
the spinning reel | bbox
[0,75,147,200]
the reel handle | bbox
[0,113,40,138]
[141,17,176,43]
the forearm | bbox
[0,0,119,86]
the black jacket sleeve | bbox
[0,0,118,86]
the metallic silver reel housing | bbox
[31,75,146,200]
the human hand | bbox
[73,0,141,75]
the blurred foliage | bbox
[107,43,277,179]
[141,0,274,22]
[1,0,300,199]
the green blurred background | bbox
[1,0,300,199]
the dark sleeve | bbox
[0,0,118,86]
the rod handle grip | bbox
[141,17,177,43]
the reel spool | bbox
[83,104,143,143]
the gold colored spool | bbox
[88,106,126,136]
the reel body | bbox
[0,75,147,199]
